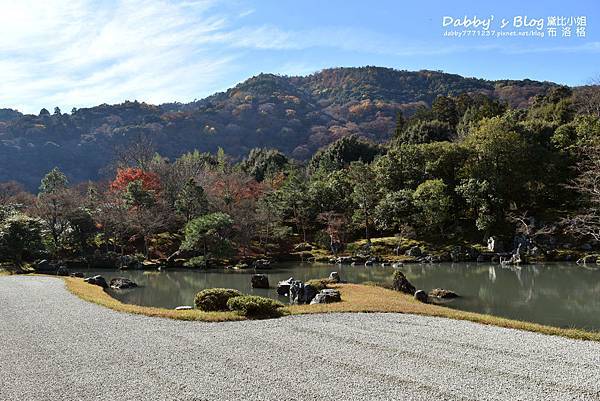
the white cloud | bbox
[0,0,238,113]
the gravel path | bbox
[1,276,600,401]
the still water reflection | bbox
[83,262,600,330]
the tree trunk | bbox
[203,238,208,268]
[143,236,149,258]
[364,206,370,241]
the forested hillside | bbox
[2,79,600,271]
[0,67,556,189]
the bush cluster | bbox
[194,288,242,311]
[226,295,284,318]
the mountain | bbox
[0,67,557,190]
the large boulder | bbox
[328,271,340,283]
[289,280,318,304]
[414,290,428,303]
[405,246,422,257]
[109,277,138,290]
[84,275,108,289]
[310,289,342,304]
[251,274,269,289]
[428,288,459,299]
[391,270,416,295]
[276,277,294,296]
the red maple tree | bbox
[110,168,161,192]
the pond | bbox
[82,262,600,331]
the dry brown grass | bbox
[64,277,244,322]
[63,277,600,341]
[288,284,600,342]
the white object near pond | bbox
[175,306,193,311]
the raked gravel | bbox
[1,275,599,401]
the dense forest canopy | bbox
[0,67,559,190]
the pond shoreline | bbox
[35,275,600,341]
[3,270,600,341]
[51,260,600,332]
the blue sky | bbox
[0,0,598,113]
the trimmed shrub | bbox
[194,288,242,311]
[227,295,284,318]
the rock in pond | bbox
[251,274,269,289]
[329,271,340,283]
[428,288,459,299]
[310,289,342,304]
[277,277,294,296]
[175,306,193,311]
[289,280,318,305]
[70,272,85,278]
[392,271,416,295]
[84,275,108,289]
[414,290,428,303]
[109,277,138,290]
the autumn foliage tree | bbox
[110,168,161,193]
[110,168,166,257]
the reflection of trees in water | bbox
[399,263,600,328]
[488,266,496,283]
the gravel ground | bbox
[1,276,600,401]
